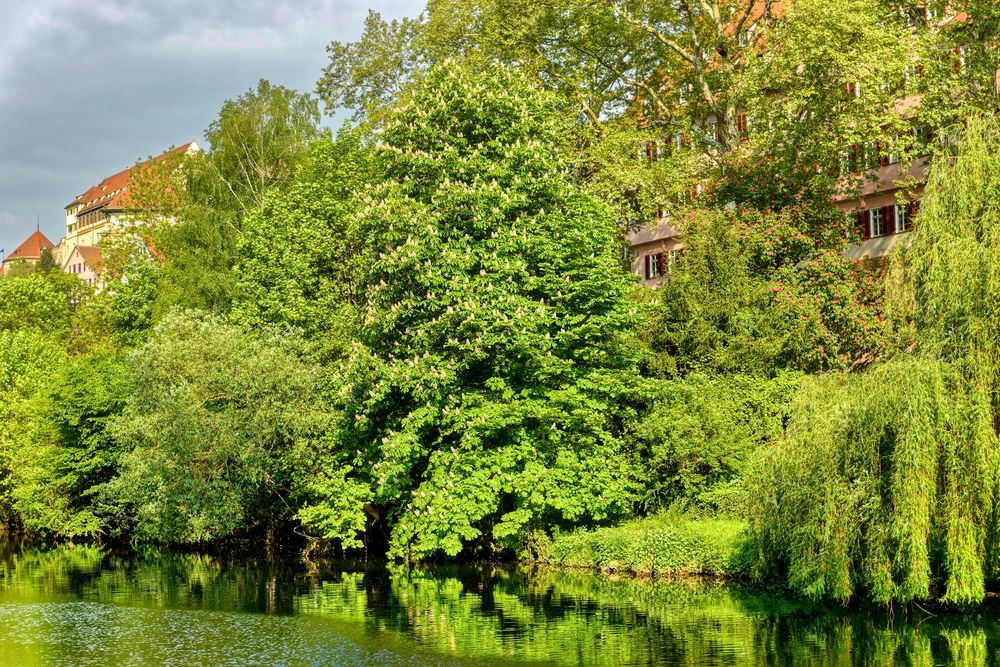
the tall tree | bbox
[203,79,321,216]
[233,129,374,356]
[298,62,641,559]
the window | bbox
[645,253,663,280]
[905,64,922,88]
[913,125,930,154]
[896,203,909,233]
[679,83,690,105]
[736,113,748,137]
[870,207,885,237]
[671,132,684,150]
[887,136,900,165]
[637,141,664,162]
[958,44,971,71]
[644,141,661,163]
[845,82,861,98]
[854,210,869,240]
[900,8,922,28]
[839,149,853,175]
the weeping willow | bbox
[747,114,1000,605]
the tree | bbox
[203,80,321,216]
[747,115,1000,605]
[317,11,425,120]
[0,273,89,337]
[0,329,68,530]
[904,0,1000,134]
[111,81,322,319]
[297,62,642,559]
[38,248,57,274]
[104,312,329,545]
[233,129,374,355]
[633,371,801,514]
[7,350,128,539]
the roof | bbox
[627,219,679,247]
[66,142,197,215]
[3,230,55,264]
[63,245,104,272]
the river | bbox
[0,541,995,666]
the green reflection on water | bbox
[0,541,996,666]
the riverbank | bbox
[529,514,751,579]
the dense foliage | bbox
[747,115,1000,605]
[297,63,642,559]
[0,0,994,609]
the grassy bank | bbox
[529,514,751,578]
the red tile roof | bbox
[66,142,195,215]
[3,230,55,264]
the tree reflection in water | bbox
[0,542,995,666]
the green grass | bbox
[531,514,750,578]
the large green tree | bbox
[297,62,642,559]
[233,129,374,355]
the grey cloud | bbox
[0,0,422,256]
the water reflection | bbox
[0,541,996,666]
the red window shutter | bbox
[877,142,889,167]
[737,113,748,136]
[644,255,651,280]
[884,205,896,234]
[860,210,871,240]
[908,200,921,220]
[656,252,664,276]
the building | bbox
[62,245,104,290]
[56,142,199,267]
[1,229,55,275]
[626,5,980,285]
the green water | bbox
[0,542,996,666]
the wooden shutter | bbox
[884,205,896,235]
[644,254,651,279]
[656,253,665,277]
[737,113,748,137]
[857,210,871,241]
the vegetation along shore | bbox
[1,0,999,613]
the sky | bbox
[0,0,423,257]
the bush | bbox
[634,372,801,514]
[539,514,750,577]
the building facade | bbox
[55,142,199,269]
[62,245,104,290]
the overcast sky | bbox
[0,0,423,257]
